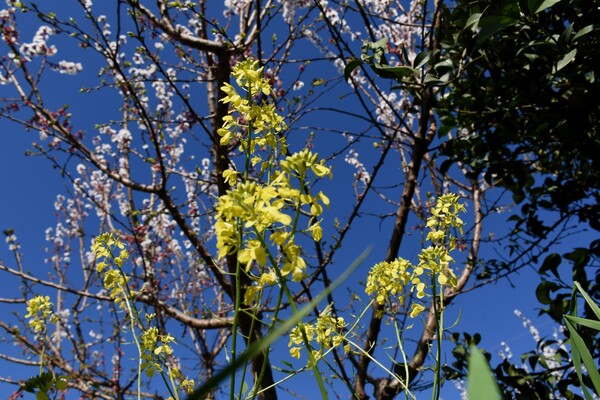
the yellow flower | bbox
[289,346,302,359]
[307,220,323,242]
[25,295,56,332]
[287,309,346,361]
[244,285,260,306]
[222,168,238,186]
[281,243,307,281]
[410,303,426,318]
[259,270,277,286]
[238,239,267,268]
[365,258,412,307]
[180,378,195,394]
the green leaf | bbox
[477,15,518,28]
[536,281,560,305]
[24,372,54,393]
[413,50,432,69]
[371,64,417,81]
[344,59,362,81]
[564,248,590,268]
[573,24,600,42]
[467,347,501,399]
[539,253,561,278]
[362,38,387,63]
[465,13,482,31]
[564,282,600,398]
[452,344,467,359]
[565,315,600,331]
[574,281,600,320]
[535,0,563,13]
[565,318,600,398]
[555,48,577,72]
[54,377,68,391]
[474,16,518,47]
[36,392,50,400]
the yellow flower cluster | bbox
[92,232,129,271]
[365,194,465,318]
[218,58,287,155]
[288,309,349,361]
[140,324,195,398]
[140,327,175,376]
[426,193,465,245]
[365,259,412,318]
[215,154,330,282]
[25,295,57,333]
[243,270,277,305]
[91,236,194,397]
[91,233,131,307]
[215,59,332,287]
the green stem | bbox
[430,272,441,400]
[436,286,444,400]
[106,243,176,399]
[231,87,255,399]
[230,238,242,400]
[253,218,328,398]
[250,284,286,400]
[121,284,144,400]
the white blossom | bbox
[56,60,83,74]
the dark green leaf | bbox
[534,0,563,13]
[474,16,518,47]
[344,59,362,81]
[555,48,577,72]
[539,253,561,278]
[413,50,432,69]
[536,281,560,305]
[36,392,50,400]
[573,24,600,41]
[564,248,590,268]
[465,13,482,30]
[371,64,417,81]
[55,377,68,391]
[477,15,518,28]
[452,344,467,359]
[440,159,454,176]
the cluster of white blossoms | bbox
[1,19,84,74]
[4,231,20,251]
[19,25,57,59]
[55,60,83,75]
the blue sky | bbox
[0,1,589,399]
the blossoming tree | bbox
[0,0,597,399]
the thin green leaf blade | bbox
[564,315,600,331]
[467,346,501,399]
[185,247,371,400]
[575,281,600,320]
[565,318,600,399]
